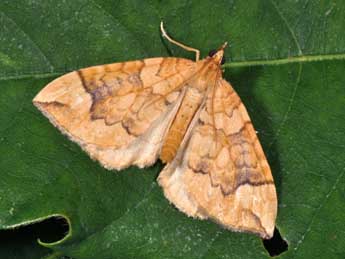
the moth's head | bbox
[208,42,227,65]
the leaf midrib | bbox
[225,53,345,68]
[1,52,345,81]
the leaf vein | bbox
[292,166,345,257]
[224,53,345,68]
[0,11,54,71]
[88,0,149,56]
[267,64,302,150]
[268,0,303,55]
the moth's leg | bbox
[160,21,200,62]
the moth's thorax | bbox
[211,48,225,65]
[191,58,222,91]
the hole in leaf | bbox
[0,216,69,244]
[263,227,288,256]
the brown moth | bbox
[33,22,277,239]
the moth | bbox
[33,22,277,239]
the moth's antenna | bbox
[160,21,200,62]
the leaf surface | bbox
[0,1,344,258]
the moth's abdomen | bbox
[160,87,204,163]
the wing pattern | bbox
[34,57,196,169]
[158,79,277,238]
[34,52,277,238]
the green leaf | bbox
[1,0,344,258]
